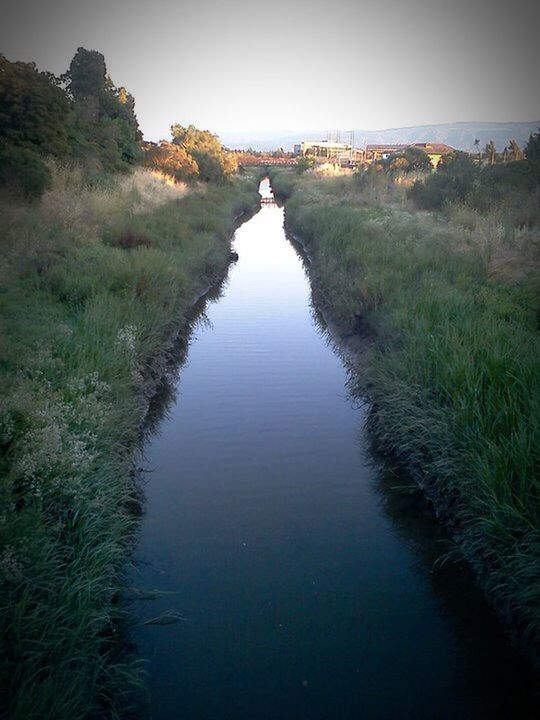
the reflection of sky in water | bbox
[131,183,536,720]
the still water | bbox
[131,179,536,719]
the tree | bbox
[61,48,142,170]
[524,130,540,162]
[144,141,199,182]
[0,144,51,199]
[63,47,107,118]
[384,146,432,174]
[170,123,236,182]
[296,155,315,174]
[0,54,71,156]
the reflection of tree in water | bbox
[366,444,538,719]
[141,276,228,441]
[118,274,231,716]
[289,227,538,717]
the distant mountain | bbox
[221,122,540,153]
[353,122,540,152]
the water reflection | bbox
[288,224,538,718]
[129,179,537,719]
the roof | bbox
[365,142,455,154]
[411,142,455,154]
[365,144,406,152]
[301,140,351,148]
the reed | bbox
[0,167,260,718]
[282,173,540,656]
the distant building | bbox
[294,139,455,169]
[297,140,352,158]
[365,142,455,167]
[364,144,407,162]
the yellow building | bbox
[411,142,455,168]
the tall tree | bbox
[525,130,540,162]
[63,47,141,169]
[0,54,70,156]
[170,124,236,182]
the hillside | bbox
[221,121,540,152]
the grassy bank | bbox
[272,169,540,657]
[0,165,260,718]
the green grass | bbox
[281,172,540,655]
[0,167,261,718]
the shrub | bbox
[525,129,540,162]
[409,152,540,223]
[143,141,199,183]
[0,144,51,199]
[384,146,433,174]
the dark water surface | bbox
[131,180,536,719]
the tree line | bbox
[407,132,540,215]
[0,48,237,198]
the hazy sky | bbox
[1,0,539,140]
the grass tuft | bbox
[0,166,261,717]
[281,171,540,655]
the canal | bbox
[131,179,536,719]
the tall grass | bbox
[282,174,540,656]
[0,166,261,718]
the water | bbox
[130,180,536,719]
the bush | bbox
[384,146,433,174]
[143,141,199,183]
[409,152,540,223]
[0,145,51,199]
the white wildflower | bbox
[116,324,138,356]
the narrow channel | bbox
[131,179,535,719]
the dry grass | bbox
[41,164,189,232]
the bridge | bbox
[236,155,297,167]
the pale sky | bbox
[1,0,539,140]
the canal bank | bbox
[131,179,537,719]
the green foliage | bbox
[525,129,540,162]
[63,48,142,171]
[64,47,107,102]
[283,175,540,651]
[383,145,433,174]
[267,167,298,199]
[170,123,237,182]
[409,152,540,224]
[0,49,142,176]
[409,156,475,209]
[296,155,315,175]
[0,168,261,718]
[0,54,70,156]
[0,144,51,198]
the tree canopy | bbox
[0,54,71,156]
[525,129,540,162]
[0,48,239,198]
[0,48,142,179]
[170,124,237,182]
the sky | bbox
[1,0,539,141]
